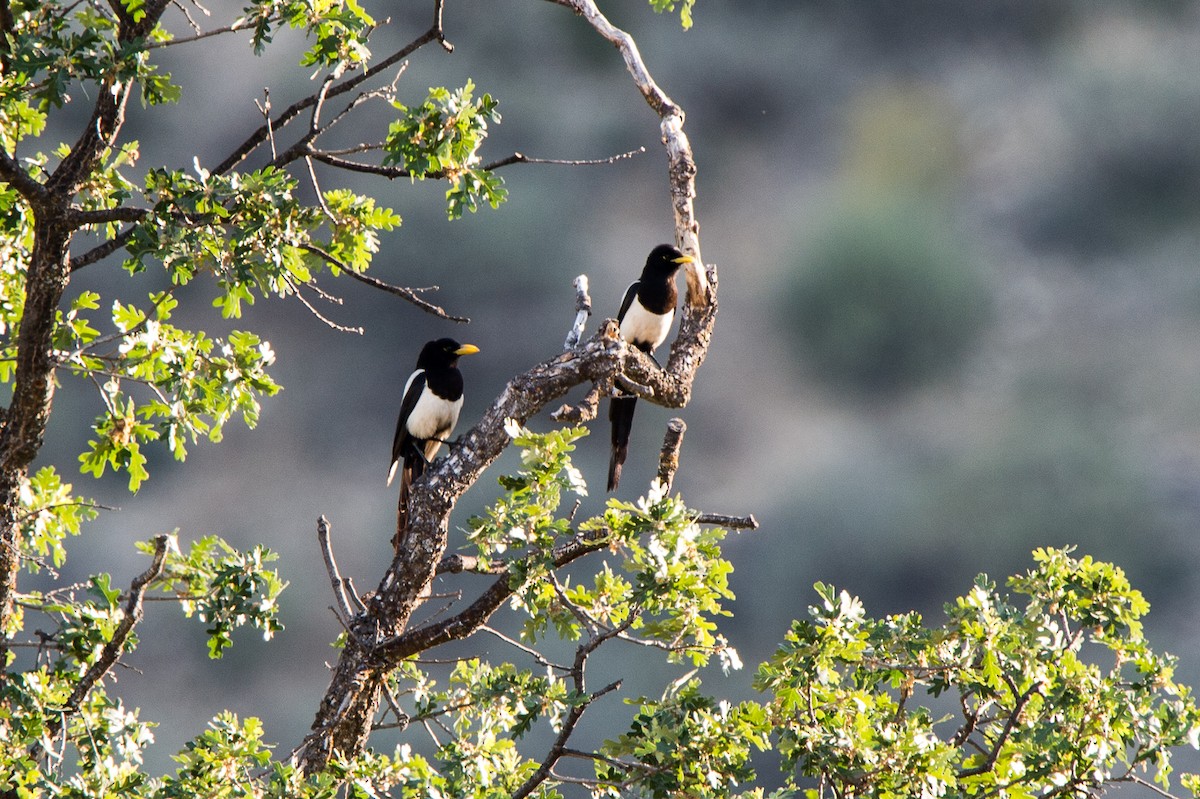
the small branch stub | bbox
[657,418,686,492]
[563,274,592,350]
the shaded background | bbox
[28,0,1200,789]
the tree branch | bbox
[69,227,137,271]
[213,1,450,176]
[373,508,616,664]
[307,147,645,179]
[957,682,1042,778]
[563,274,592,349]
[512,677,623,799]
[656,417,686,491]
[546,0,707,305]
[318,516,355,624]
[694,513,759,530]
[0,150,46,202]
[32,534,170,756]
[0,0,14,73]
[301,244,468,322]
[298,0,715,772]
[65,206,149,228]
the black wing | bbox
[616,280,640,324]
[388,369,427,483]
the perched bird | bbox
[389,338,479,547]
[608,244,695,491]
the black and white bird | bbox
[389,338,479,544]
[608,244,695,491]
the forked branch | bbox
[299,0,717,775]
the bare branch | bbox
[694,513,759,530]
[656,418,686,492]
[301,244,468,322]
[306,146,646,180]
[479,624,568,671]
[436,553,506,576]
[69,227,137,271]
[1124,774,1189,799]
[65,206,149,227]
[299,0,715,771]
[318,516,355,623]
[551,380,606,424]
[213,8,450,176]
[289,278,365,335]
[146,16,254,49]
[546,0,706,304]
[563,274,592,350]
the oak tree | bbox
[3,2,1200,798]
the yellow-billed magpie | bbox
[389,338,479,541]
[608,244,695,491]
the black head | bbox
[642,244,695,279]
[416,338,480,369]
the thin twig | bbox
[318,516,355,623]
[16,499,118,524]
[307,146,645,180]
[957,682,1042,778]
[289,278,364,334]
[1124,774,1186,799]
[145,16,254,49]
[479,624,569,671]
[213,7,450,176]
[302,244,468,322]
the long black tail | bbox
[608,395,638,491]
[392,453,426,554]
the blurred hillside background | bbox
[31,0,1200,785]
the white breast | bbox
[621,300,674,351]
[407,389,463,447]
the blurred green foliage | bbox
[1020,30,1200,257]
[786,198,991,396]
[784,84,991,396]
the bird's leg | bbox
[407,440,437,467]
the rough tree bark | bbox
[0,0,171,669]
[296,0,718,774]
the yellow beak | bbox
[455,344,480,356]
[672,254,696,265]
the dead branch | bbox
[657,418,686,491]
[297,0,716,774]
[318,516,355,623]
[563,274,593,350]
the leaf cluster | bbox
[469,423,737,669]
[0,1,177,111]
[384,80,508,219]
[755,547,1200,799]
[57,290,282,491]
[137,535,287,659]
